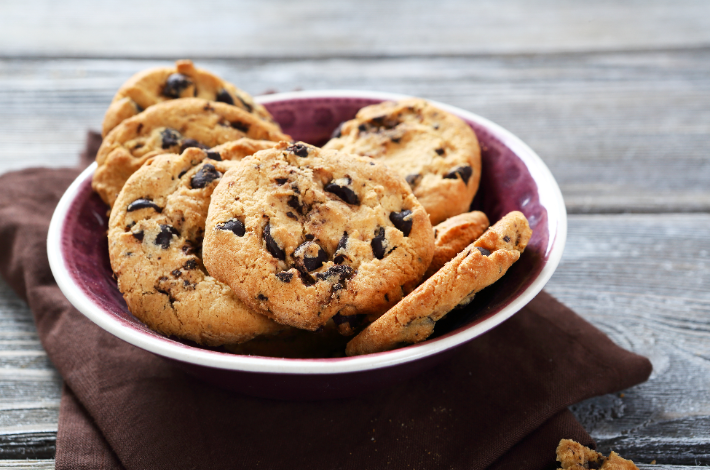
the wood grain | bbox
[0,52,709,213]
[0,214,708,465]
[1,0,710,58]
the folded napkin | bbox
[0,132,652,470]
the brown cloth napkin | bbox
[0,132,652,470]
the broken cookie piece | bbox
[557,439,640,470]
[345,211,531,356]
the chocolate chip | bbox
[162,73,193,98]
[293,241,328,272]
[315,264,355,282]
[257,293,268,301]
[216,219,245,237]
[180,138,209,152]
[305,234,315,241]
[155,224,180,249]
[331,122,344,139]
[160,128,181,149]
[358,124,368,133]
[444,166,473,185]
[132,230,144,242]
[333,255,345,264]
[503,235,511,243]
[171,269,182,277]
[391,137,401,144]
[235,95,253,113]
[215,89,234,105]
[476,247,491,256]
[371,227,387,259]
[336,232,348,252]
[389,210,413,236]
[297,269,317,286]
[286,211,298,220]
[178,170,187,179]
[287,195,305,215]
[181,242,198,255]
[325,177,359,205]
[286,143,309,158]
[230,121,250,133]
[183,259,198,270]
[275,271,293,282]
[369,115,399,129]
[405,173,420,187]
[205,151,222,161]
[435,148,445,156]
[275,178,288,185]
[263,223,285,260]
[127,198,162,213]
[190,163,222,189]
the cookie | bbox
[557,439,639,470]
[102,59,276,136]
[93,98,289,207]
[108,147,286,346]
[425,210,490,278]
[345,211,531,356]
[203,141,435,331]
[323,98,481,225]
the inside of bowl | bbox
[61,95,550,358]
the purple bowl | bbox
[47,90,566,400]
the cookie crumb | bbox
[557,439,639,470]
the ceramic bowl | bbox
[47,90,566,400]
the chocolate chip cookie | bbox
[102,59,276,136]
[203,142,435,331]
[93,98,289,207]
[323,98,481,225]
[557,439,639,470]
[345,211,531,356]
[425,210,490,278]
[108,147,286,346]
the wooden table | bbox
[0,1,708,467]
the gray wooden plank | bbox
[0,462,53,469]
[1,52,709,212]
[551,214,710,466]
[0,214,708,463]
[1,0,710,58]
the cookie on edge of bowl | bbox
[108,147,286,346]
[425,210,490,279]
[203,141,435,331]
[323,98,481,225]
[102,59,276,136]
[93,98,290,208]
[345,211,531,356]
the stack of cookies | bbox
[94,60,532,358]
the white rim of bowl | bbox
[47,90,567,375]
